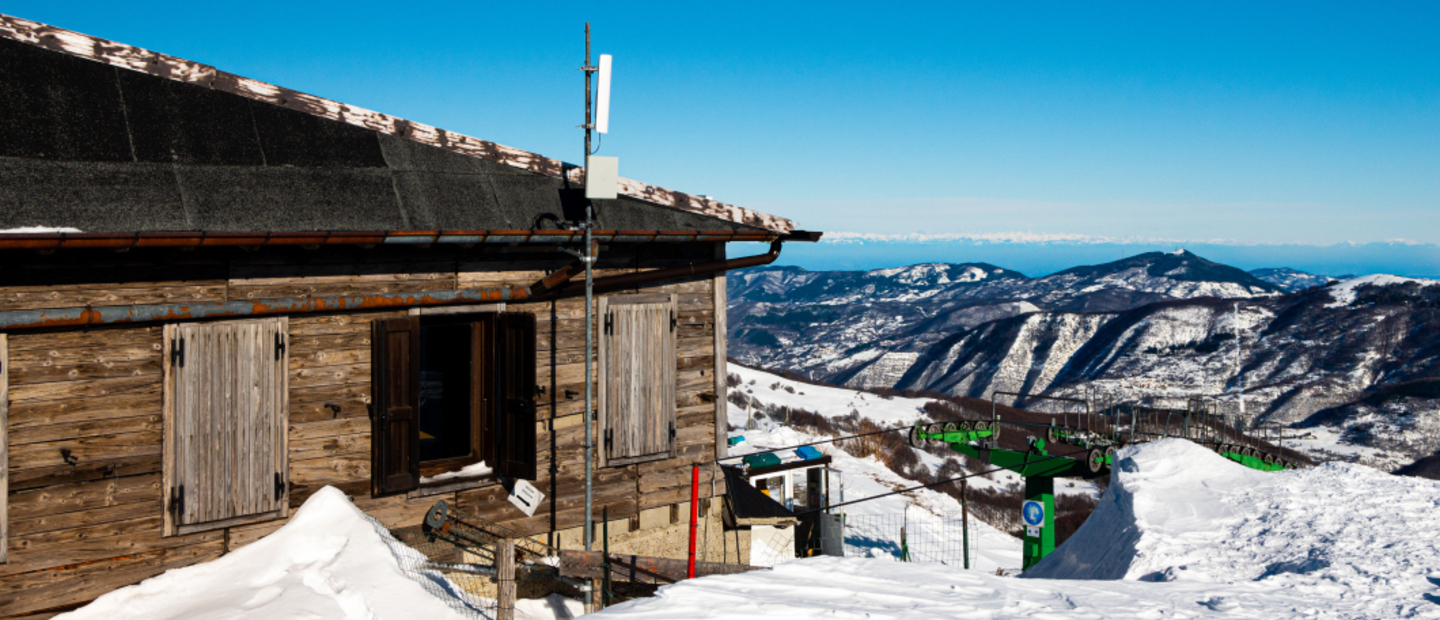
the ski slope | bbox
[594,439,1440,619]
[727,364,1025,573]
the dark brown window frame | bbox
[372,311,536,497]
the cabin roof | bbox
[0,14,797,236]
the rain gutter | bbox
[0,230,779,251]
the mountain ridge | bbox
[729,252,1440,469]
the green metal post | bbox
[1021,476,1055,570]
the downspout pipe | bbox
[0,238,805,331]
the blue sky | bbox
[10,2,1437,275]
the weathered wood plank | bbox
[289,454,369,487]
[290,331,371,353]
[227,518,287,552]
[290,363,368,389]
[8,497,161,538]
[7,392,159,429]
[290,432,369,462]
[8,474,162,522]
[229,277,457,302]
[0,540,225,617]
[289,312,405,336]
[7,326,162,354]
[0,283,226,312]
[290,417,370,441]
[0,517,222,577]
[9,430,162,471]
[289,382,371,423]
[9,455,162,493]
[289,347,368,370]
[9,415,162,446]
[8,375,158,403]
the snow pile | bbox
[1326,273,1439,307]
[1029,439,1440,612]
[57,487,472,620]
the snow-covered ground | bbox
[593,439,1440,619]
[1326,274,1439,308]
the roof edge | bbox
[0,13,796,234]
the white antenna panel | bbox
[596,54,612,134]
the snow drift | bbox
[56,487,472,620]
[1028,439,1440,613]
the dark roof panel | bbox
[117,66,266,166]
[0,158,189,229]
[0,38,133,162]
[0,13,799,234]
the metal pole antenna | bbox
[582,22,596,554]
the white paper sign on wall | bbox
[509,479,544,517]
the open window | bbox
[599,293,678,466]
[371,312,535,496]
[163,318,289,536]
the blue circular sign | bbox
[1022,501,1045,527]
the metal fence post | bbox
[961,479,970,570]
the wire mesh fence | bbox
[387,525,588,620]
[390,525,502,620]
[748,511,980,568]
[842,512,977,566]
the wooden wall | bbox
[0,244,728,618]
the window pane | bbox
[419,323,472,462]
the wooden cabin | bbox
[0,14,817,618]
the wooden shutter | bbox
[495,313,537,480]
[599,294,677,465]
[164,318,288,534]
[371,317,421,496]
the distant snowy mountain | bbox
[1249,267,1336,292]
[729,250,1282,385]
[730,256,1440,469]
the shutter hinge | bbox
[604,313,613,335]
[171,338,185,367]
[275,333,286,360]
[169,485,185,518]
[604,428,613,452]
[669,420,676,442]
[671,311,677,331]
[274,472,286,501]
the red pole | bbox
[688,464,700,578]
